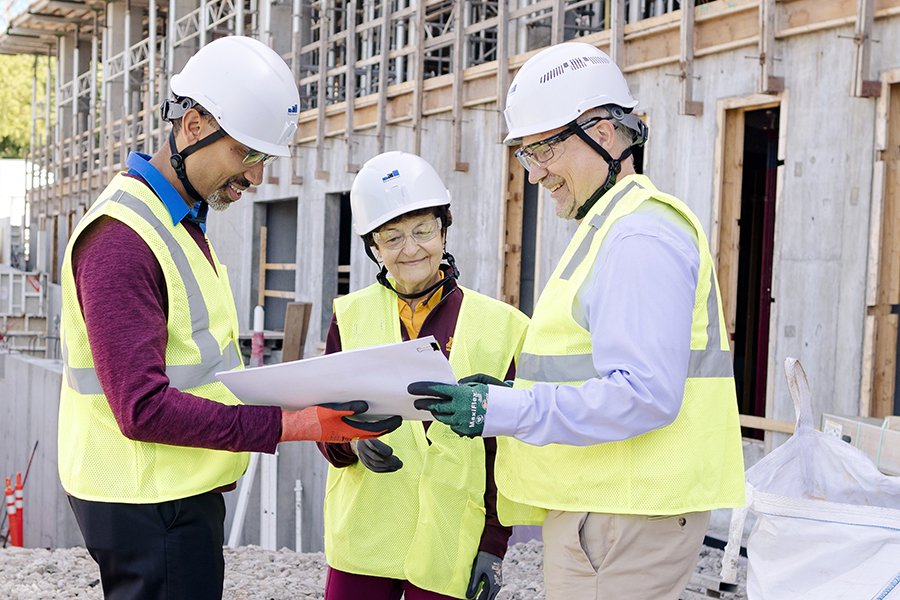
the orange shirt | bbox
[398,280,444,339]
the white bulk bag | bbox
[722,358,900,599]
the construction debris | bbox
[0,539,745,599]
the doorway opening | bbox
[253,199,298,331]
[716,102,781,437]
[322,191,353,337]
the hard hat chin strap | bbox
[568,121,636,222]
[166,120,228,205]
[366,247,460,300]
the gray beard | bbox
[205,188,234,211]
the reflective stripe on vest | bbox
[62,192,241,395]
[518,268,733,383]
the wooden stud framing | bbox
[679,0,702,116]
[70,27,79,197]
[412,4,426,155]
[739,414,795,434]
[758,0,784,93]
[257,225,268,306]
[451,2,468,172]
[376,3,391,154]
[714,109,745,345]
[861,70,894,417]
[257,225,298,305]
[610,0,624,67]
[853,0,881,98]
[146,0,156,155]
[87,12,98,192]
[500,145,526,306]
[315,1,330,181]
[282,302,313,362]
[864,79,900,417]
[345,0,358,173]
[551,0,565,45]
[496,0,509,143]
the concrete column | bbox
[105,1,127,128]
[56,33,74,142]
[169,0,201,77]
[270,0,293,56]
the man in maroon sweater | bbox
[58,36,399,600]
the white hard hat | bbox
[350,151,451,235]
[503,42,638,145]
[170,35,300,157]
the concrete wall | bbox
[0,354,82,548]
[627,25,882,429]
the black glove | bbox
[459,373,512,387]
[466,551,502,600]
[352,438,403,473]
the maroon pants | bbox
[324,566,457,600]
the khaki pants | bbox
[542,509,710,600]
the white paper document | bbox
[216,336,456,420]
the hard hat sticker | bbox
[382,169,400,182]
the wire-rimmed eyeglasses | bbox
[514,117,605,172]
[372,217,443,251]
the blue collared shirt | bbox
[126,151,208,232]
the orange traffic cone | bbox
[12,472,23,547]
[4,476,14,547]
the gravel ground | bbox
[0,541,746,599]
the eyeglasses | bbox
[372,217,442,251]
[236,145,278,167]
[514,117,604,172]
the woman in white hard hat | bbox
[316,151,529,600]
[59,36,399,600]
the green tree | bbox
[0,54,51,158]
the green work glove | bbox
[466,551,502,600]
[409,381,488,438]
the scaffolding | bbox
[0,0,885,286]
[0,0,700,234]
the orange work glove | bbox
[280,401,402,443]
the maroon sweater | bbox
[73,207,282,468]
[316,278,514,558]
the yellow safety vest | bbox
[496,174,745,525]
[58,173,248,503]
[324,282,528,598]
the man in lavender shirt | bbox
[58,37,399,600]
[412,43,745,600]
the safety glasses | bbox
[514,116,604,172]
[240,147,278,167]
[373,217,442,251]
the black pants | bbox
[68,492,226,600]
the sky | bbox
[0,0,31,32]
